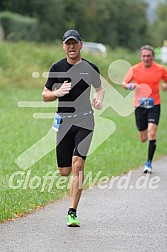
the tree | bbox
[82,0,150,49]
[0,0,151,49]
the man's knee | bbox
[148,130,156,140]
[58,167,71,176]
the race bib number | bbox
[52,114,62,132]
[139,98,154,108]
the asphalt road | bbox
[0,157,167,252]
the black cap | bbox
[63,29,81,43]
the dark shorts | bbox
[135,104,161,131]
[56,115,94,167]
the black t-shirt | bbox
[45,58,101,114]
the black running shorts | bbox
[135,104,161,131]
[56,115,94,167]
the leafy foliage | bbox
[0,0,167,48]
[0,0,151,49]
[0,11,39,41]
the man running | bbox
[42,29,104,226]
[123,45,167,173]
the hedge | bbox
[0,11,39,41]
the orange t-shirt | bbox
[123,61,167,106]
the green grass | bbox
[0,41,167,222]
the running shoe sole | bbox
[143,167,152,174]
[67,222,80,227]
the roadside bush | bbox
[0,11,39,41]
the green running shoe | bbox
[67,212,80,227]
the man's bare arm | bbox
[42,81,71,102]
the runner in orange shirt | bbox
[123,45,167,173]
